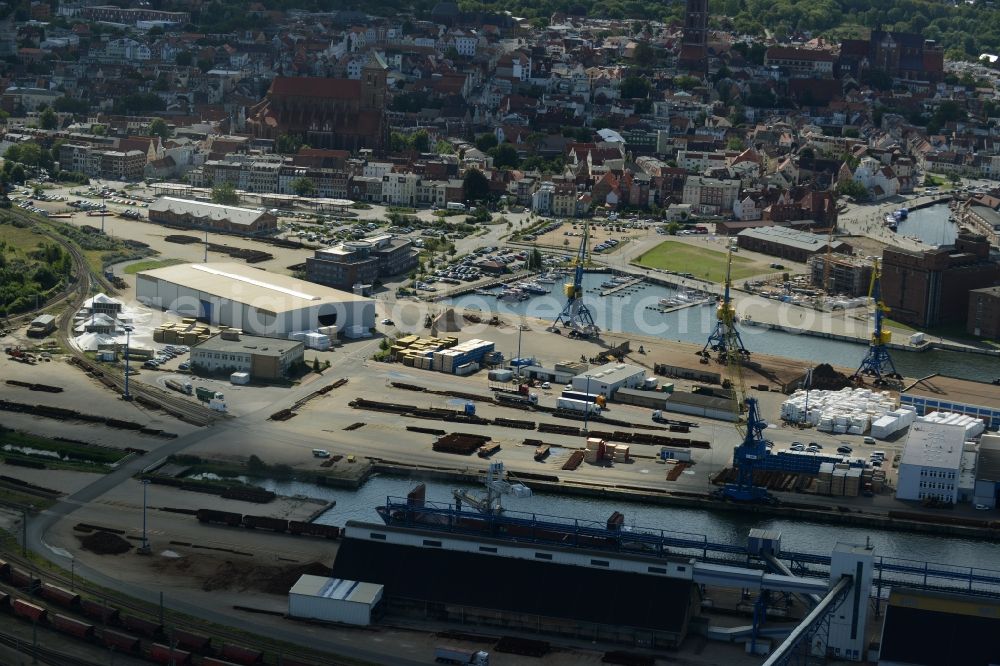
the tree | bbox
[9,164,25,184]
[462,168,489,202]
[149,118,171,139]
[175,50,193,66]
[434,140,455,155]
[38,107,57,130]
[490,143,520,169]
[633,41,657,67]
[291,177,316,196]
[312,358,321,373]
[619,75,651,99]
[275,133,302,155]
[409,129,430,153]
[212,182,239,205]
[528,248,543,270]
[54,96,89,114]
[474,133,498,152]
[725,136,743,151]
[836,179,869,200]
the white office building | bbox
[570,362,646,398]
[896,422,970,504]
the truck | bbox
[494,391,538,407]
[434,647,489,665]
[557,397,602,415]
[165,379,193,395]
[489,381,531,395]
[446,202,467,212]
[561,390,606,407]
[195,386,223,402]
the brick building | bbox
[881,234,1000,328]
[737,226,851,263]
[967,286,1000,339]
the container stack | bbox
[613,444,630,462]
[917,411,986,439]
[871,469,886,493]
[585,437,606,464]
[304,332,330,351]
[816,462,834,495]
[781,387,897,434]
[845,468,862,497]
[831,468,847,496]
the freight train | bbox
[195,509,341,539]
[0,556,318,666]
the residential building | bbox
[381,172,420,206]
[681,177,740,216]
[764,46,836,77]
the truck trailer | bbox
[434,647,489,665]
[556,397,602,415]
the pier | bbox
[599,276,645,296]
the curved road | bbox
[25,337,428,666]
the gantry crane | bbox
[553,222,599,338]
[852,258,901,386]
[701,241,749,359]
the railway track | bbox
[0,626,105,666]
[0,548,346,666]
[4,207,222,427]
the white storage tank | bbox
[288,575,383,626]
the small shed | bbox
[288,575,383,626]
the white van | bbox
[312,449,331,458]
[871,451,886,461]
[863,436,876,445]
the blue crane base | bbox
[853,344,901,384]
[719,397,772,503]
[700,322,750,358]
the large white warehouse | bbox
[136,262,374,336]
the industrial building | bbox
[967,285,1000,338]
[661,391,737,421]
[148,197,278,236]
[136,262,374,336]
[974,433,1000,509]
[26,314,56,337]
[190,331,304,380]
[570,362,646,398]
[305,234,418,291]
[288,575,383,626]
[881,233,1000,328]
[736,226,851,263]
[808,255,874,297]
[895,422,971,504]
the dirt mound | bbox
[810,363,852,391]
[202,561,330,595]
[79,531,133,555]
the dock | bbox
[599,277,645,297]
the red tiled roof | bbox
[269,76,361,99]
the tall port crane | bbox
[852,258,901,386]
[701,242,749,359]
[553,222,599,338]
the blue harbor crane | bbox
[700,243,749,360]
[552,222,599,338]
[852,259,901,386]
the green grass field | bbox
[634,241,765,282]
[124,258,185,274]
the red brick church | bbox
[248,54,388,153]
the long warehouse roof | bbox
[137,261,370,313]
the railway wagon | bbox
[9,567,41,591]
[241,515,288,532]
[12,598,47,623]
[38,582,80,608]
[171,628,212,653]
[51,613,95,640]
[149,643,193,665]
[219,643,265,665]
[99,628,141,653]
[202,658,246,666]
[288,521,340,539]
[0,591,10,612]
[120,613,164,638]
[0,558,10,580]
[196,509,243,527]
[80,598,120,624]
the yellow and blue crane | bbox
[852,258,901,386]
[552,222,599,338]
[701,241,749,360]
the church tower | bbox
[679,0,709,74]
